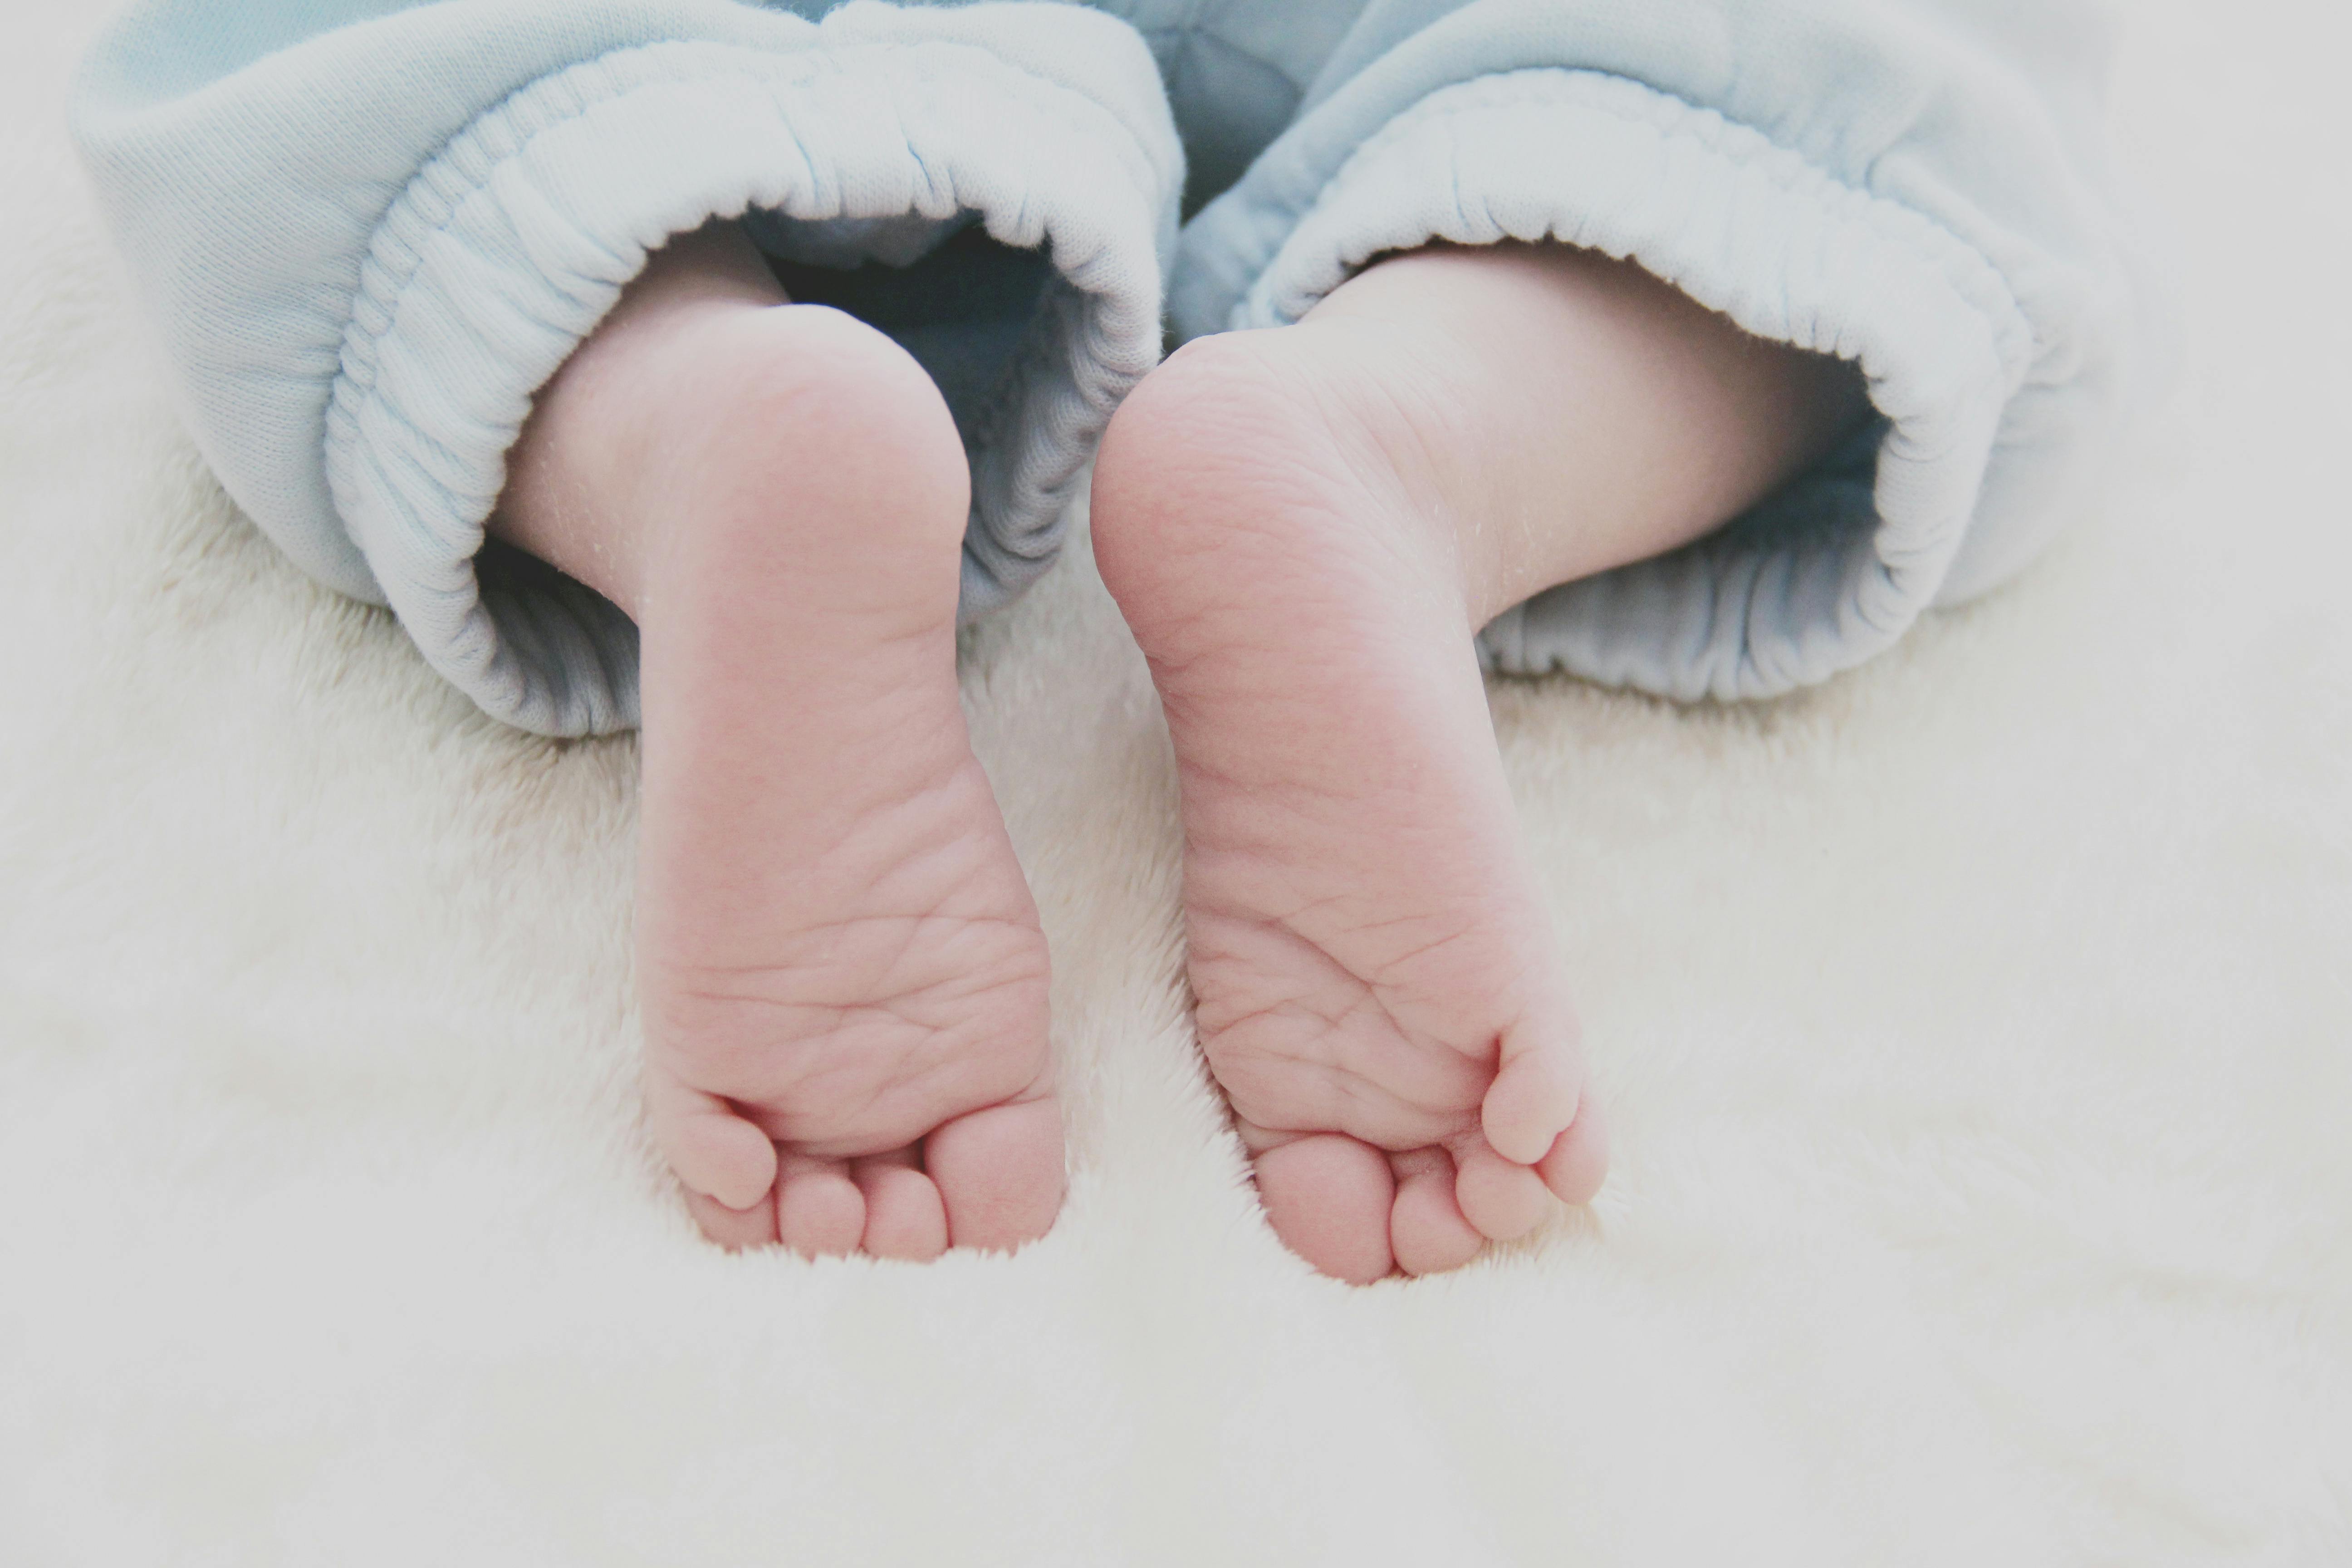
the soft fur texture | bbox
[2,3,2347,1563]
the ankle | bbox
[492,222,793,617]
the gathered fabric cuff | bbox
[1176,64,2131,702]
[318,5,1176,734]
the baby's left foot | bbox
[1093,244,1867,1280]
[1093,328,1601,1281]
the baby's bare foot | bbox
[1092,324,1604,1282]
[499,227,1060,1258]
[1093,245,1867,1280]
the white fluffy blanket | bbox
[4,5,2347,1562]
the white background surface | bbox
[2,1,2347,1561]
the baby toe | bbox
[1451,1141,1554,1241]
[1535,1104,1610,1207]
[645,1063,779,1214]
[854,1152,949,1261]
[1479,1024,1588,1166]
[1252,1132,1397,1284]
[1389,1148,1485,1277]
[683,1185,779,1251]
[775,1154,866,1257]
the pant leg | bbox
[1162,0,2148,703]
[73,0,1183,735]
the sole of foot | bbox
[534,284,1065,1259]
[1091,317,1605,1284]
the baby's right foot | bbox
[498,226,1061,1258]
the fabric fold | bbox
[76,0,1183,735]
[1174,0,2138,702]
[77,0,2142,724]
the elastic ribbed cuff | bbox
[324,6,1178,735]
[1178,67,2048,703]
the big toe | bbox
[924,1095,1066,1253]
[1252,1133,1397,1284]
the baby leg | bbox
[1091,242,1868,1281]
[496,223,1062,1258]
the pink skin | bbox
[1089,243,1869,1280]
[493,222,1865,1279]
[495,223,1062,1259]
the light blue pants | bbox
[72,0,2143,735]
